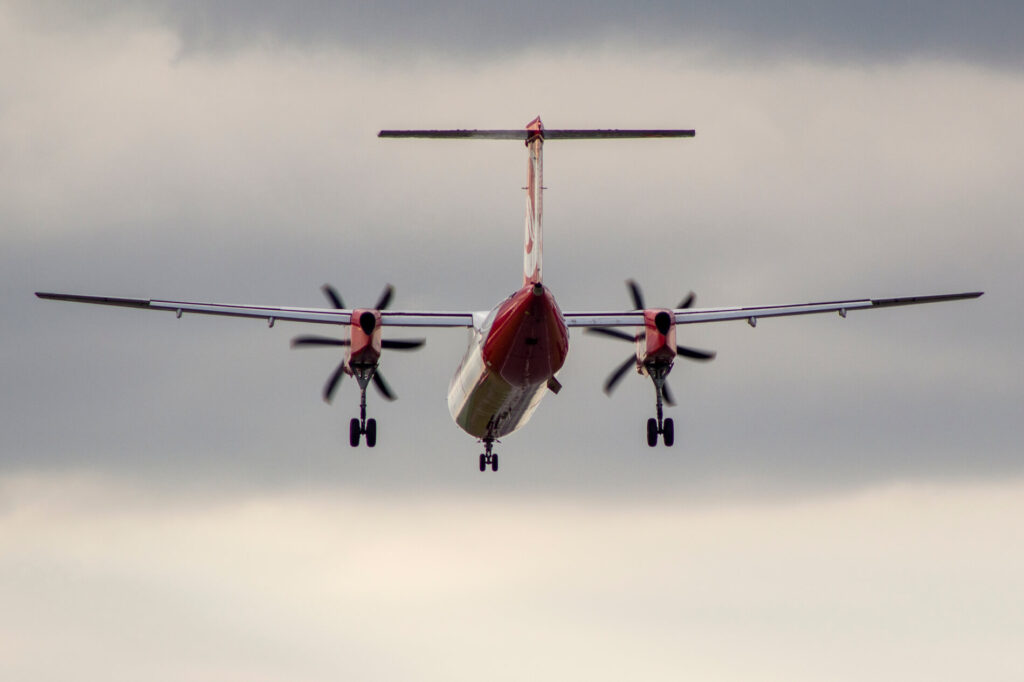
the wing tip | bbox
[35,292,151,308]
[871,291,984,308]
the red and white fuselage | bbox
[447,283,568,439]
[446,118,569,440]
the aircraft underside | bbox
[448,282,569,470]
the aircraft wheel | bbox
[646,418,658,447]
[349,418,361,447]
[663,418,674,447]
[479,454,486,472]
[491,453,499,472]
[365,418,377,448]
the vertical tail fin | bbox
[524,116,544,285]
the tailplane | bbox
[379,120,696,286]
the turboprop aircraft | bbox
[36,116,982,472]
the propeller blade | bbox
[371,371,397,401]
[291,335,350,348]
[321,284,344,310]
[587,327,638,343]
[676,344,716,361]
[322,361,346,403]
[661,381,677,407]
[604,355,636,395]
[375,284,394,311]
[627,279,645,310]
[677,292,696,309]
[381,338,426,351]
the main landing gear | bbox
[478,438,499,472]
[349,382,377,447]
[646,416,674,447]
[646,366,675,447]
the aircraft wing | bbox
[37,290,982,329]
[34,292,475,328]
[563,291,983,328]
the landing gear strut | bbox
[478,438,499,472]
[348,378,377,448]
[646,366,675,447]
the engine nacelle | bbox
[348,308,383,366]
[639,309,677,365]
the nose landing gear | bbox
[478,438,499,472]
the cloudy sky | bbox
[2,1,1022,680]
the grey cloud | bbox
[14,0,1024,67]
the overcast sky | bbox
[2,1,1023,680]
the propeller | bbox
[371,371,396,401]
[323,361,347,403]
[603,355,636,394]
[589,279,716,398]
[291,284,425,403]
[661,381,676,407]
[374,284,394,311]
[628,279,645,310]
[589,327,638,343]
[675,345,715,361]
[381,338,426,350]
[321,284,344,310]
[291,335,350,348]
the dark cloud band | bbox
[16,0,1024,67]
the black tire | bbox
[646,418,658,447]
[479,454,486,472]
[491,453,499,472]
[349,418,361,447]
[663,418,674,447]
[365,418,377,448]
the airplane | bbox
[36,116,982,472]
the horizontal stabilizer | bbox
[379,129,695,140]
[380,129,526,139]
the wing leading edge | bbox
[34,292,475,328]
[37,289,982,329]
[563,291,983,328]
